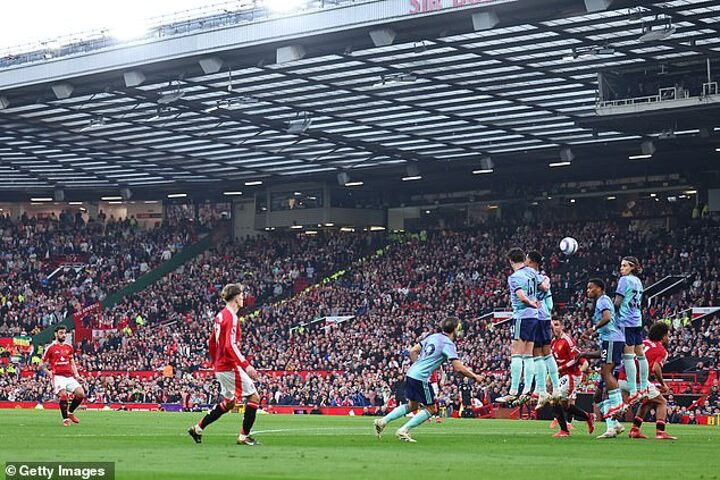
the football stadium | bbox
[1,0,719,479]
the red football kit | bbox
[209,307,251,373]
[42,342,75,377]
[551,333,582,377]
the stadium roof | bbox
[0,0,719,198]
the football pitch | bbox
[2,411,719,480]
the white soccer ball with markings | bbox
[559,237,579,256]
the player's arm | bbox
[224,315,256,379]
[515,288,539,309]
[408,343,422,362]
[653,361,668,392]
[584,308,612,338]
[614,277,626,308]
[538,276,550,293]
[451,359,484,383]
[613,294,624,309]
[579,359,589,373]
[70,356,82,380]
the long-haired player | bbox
[188,283,262,446]
[615,256,647,404]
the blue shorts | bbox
[512,317,538,342]
[534,320,552,346]
[622,326,644,346]
[601,340,625,365]
[404,376,435,405]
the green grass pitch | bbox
[2,410,719,480]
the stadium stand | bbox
[2,210,718,423]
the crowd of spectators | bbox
[1,209,718,421]
[0,211,196,337]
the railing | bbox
[0,0,375,69]
[597,83,718,109]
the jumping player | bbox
[496,248,543,405]
[188,283,261,446]
[620,322,677,440]
[549,318,595,438]
[526,251,560,410]
[584,278,627,423]
[40,325,85,426]
[374,317,483,443]
[615,256,647,404]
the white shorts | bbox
[216,368,257,401]
[619,380,661,400]
[53,375,81,395]
[559,374,582,401]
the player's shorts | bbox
[533,320,552,347]
[619,381,661,400]
[600,340,625,365]
[511,317,538,342]
[559,374,582,401]
[404,376,435,405]
[622,326,644,346]
[216,367,257,401]
[52,375,81,395]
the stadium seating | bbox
[1,214,718,421]
[0,212,200,337]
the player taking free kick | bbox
[188,283,262,446]
[374,317,483,443]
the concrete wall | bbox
[232,198,260,240]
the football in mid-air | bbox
[559,237,579,255]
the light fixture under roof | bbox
[473,169,494,175]
[158,90,186,105]
[684,189,697,195]
[373,72,418,87]
[287,115,313,135]
[290,225,303,230]
[68,202,83,205]
[101,196,123,201]
[223,191,243,196]
[80,116,107,131]
[607,196,616,200]
[629,154,653,160]
[402,176,422,182]
[30,197,52,202]
[167,193,187,199]
[639,22,676,42]
[549,161,572,168]
[244,181,263,186]
[345,181,364,187]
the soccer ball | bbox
[559,237,579,255]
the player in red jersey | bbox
[39,325,85,426]
[188,283,262,446]
[548,318,595,438]
[618,322,677,440]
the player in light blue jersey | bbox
[374,317,483,443]
[526,251,560,410]
[584,278,628,438]
[615,256,647,404]
[496,248,544,405]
